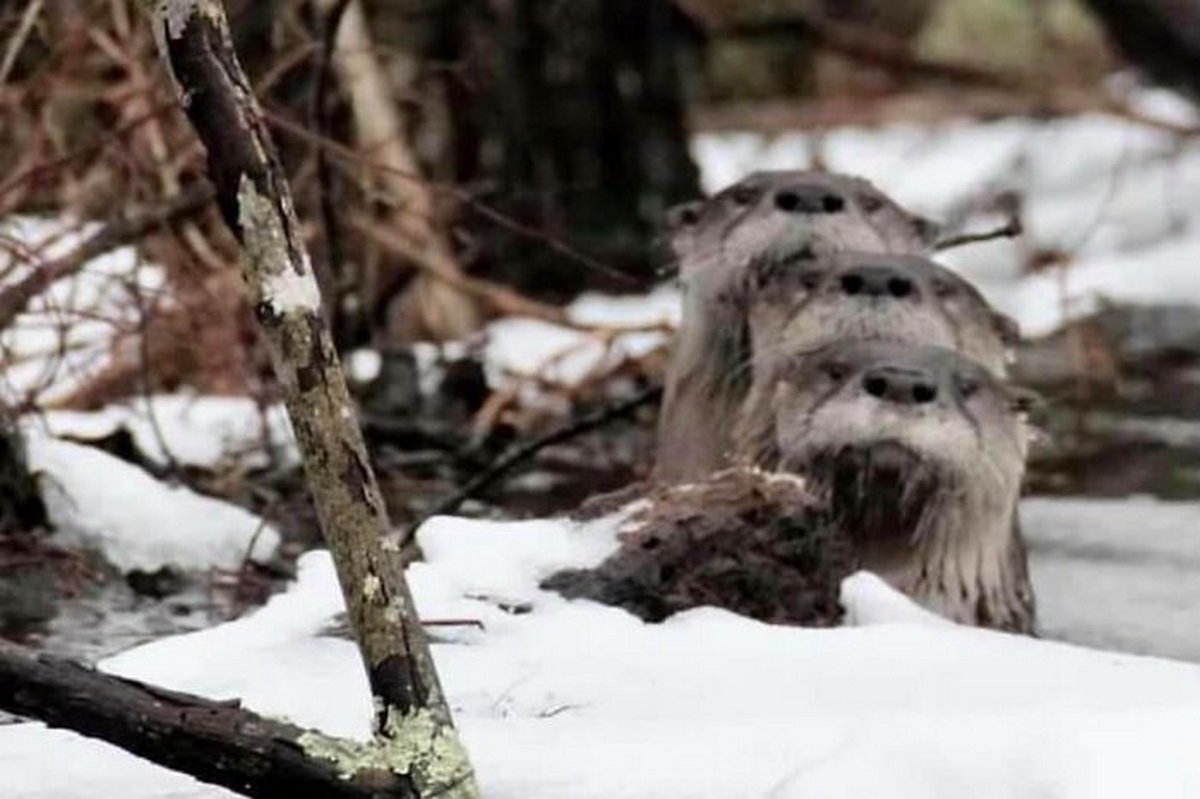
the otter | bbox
[728,253,1020,485]
[736,340,1035,632]
[745,250,1019,381]
[657,171,941,482]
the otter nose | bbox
[861,366,939,405]
[839,265,916,299]
[774,186,846,214]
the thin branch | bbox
[935,217,1023,252]
[352,214,669,334]
[412,384,662,531]
[0,184,215,333]
[309,0,353,335]
[263,108,641,288]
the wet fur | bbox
[735,341,1036,632]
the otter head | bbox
[657,172,940,483]
[663,170,939,292]
[736,341,1035,632]
[746,251,1020,377]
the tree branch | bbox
[0,185,214,333]
[0,639,403,799]
[414,384,662,529]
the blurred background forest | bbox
[5,0,1200,658]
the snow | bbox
[23,394,297,469]
[261,264,324,314]
[9,497,1200,798]
[0,216,166,404]
[24,434,280,572]
[2,723,240,799]
[839,571,952,627]
[481,285,677,393]
[692,90,1200,338]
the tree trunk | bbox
[383,0,701,300]
[106,2,478,795]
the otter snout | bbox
[861,365,939,405]
[838,264,916,299]
[774,185,846,215]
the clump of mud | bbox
[543,469,856,625]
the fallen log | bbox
[0,639,403,798]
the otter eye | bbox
[730,185,758,206]
[822,361,849,381]
[859,193,884,213]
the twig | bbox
[352,213,669,334]
[410,384,662,537]
[263,108,641,288]
[935,218,1023,252]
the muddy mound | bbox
[544,469,855,625]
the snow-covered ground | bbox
[7,85,1200,797]
[9,507,1200,799]
[25,394,297,470]
[24,433,280,572]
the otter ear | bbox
[911,215,943,247]
[664,199,705,233]
[992,312,1021,347]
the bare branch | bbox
[935,218,1023,252]
[415,384,662,529]
[0,185,214,333]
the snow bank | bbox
[25,434,280,572]
[26,394,297,469]
[9,500,1200,798]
